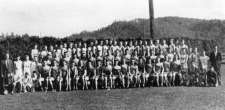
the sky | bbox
[0,0,224,37]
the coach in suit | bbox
[209,46,222,85]
[0,53,14,94]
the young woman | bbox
[192,48,200,85]
[79,60,88,90]
[22,72,33,93]
[139,58,146,87]
[71,60,79,90]
[161,40,168,55]
[106,50,114,66]
[180,39,188,54]
[163,57,171,86]
[59,60,69,91]
[23,55,32,78]
[130,59,139,87]
[153,57,164,87]
[42,61,53,92]
[88,58,97,90]
[51,60,59,91]
[113,60,121,88]
[121,58,128,88]
[124,49,131,65]
[171,54,181,86]
[104,60,113,89]
[169,39,176,53]
[13,56,23,93]
[96,60,103,89]
[180,49,189,85]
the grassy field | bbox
[0,66,225,110]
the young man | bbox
[209,46,222,86]
[1,53,14,94]
[31,44,39,60]
[41,46,48,60]
[200,51,209,86]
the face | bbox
[120,41,123,46]
[105,40,108,45]
[50,45,53,50]
[84,43,87,47]
[109,40,112,44]
[64,43,67,48]
[145,41,147,45]
[150,40,153,44]
[34,57,38,61]
[156,40,159,44]
[139,41,142,45]
[100,41,103,45]
[78,42,82,47]
[70,43,73,48]
[63,61,67,66]
[195,48,198,53]
[26,56,29,60]
[203,51,206,55]
[35,45,38,49]
[95,40,98,45]
[113,41,117,45]
[170,39,173,43]
[182,40,185,44]
[17,56,20,60]
[125,41,128,46]
[74,43,77,47]
[6,53,9,59]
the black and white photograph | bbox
[0,0,225,110]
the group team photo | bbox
[1,0,225,109]
[0,38,222,95]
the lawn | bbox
[0,66,225,110]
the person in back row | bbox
[209,46,222,86]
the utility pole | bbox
[149,0,154,39]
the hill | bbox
[0,17,225,60]
[66,17,225,49]
[67,17,225,40]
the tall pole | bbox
[149,0,154,39]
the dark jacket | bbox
[209,52,222,72]
[0,59,14,85]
